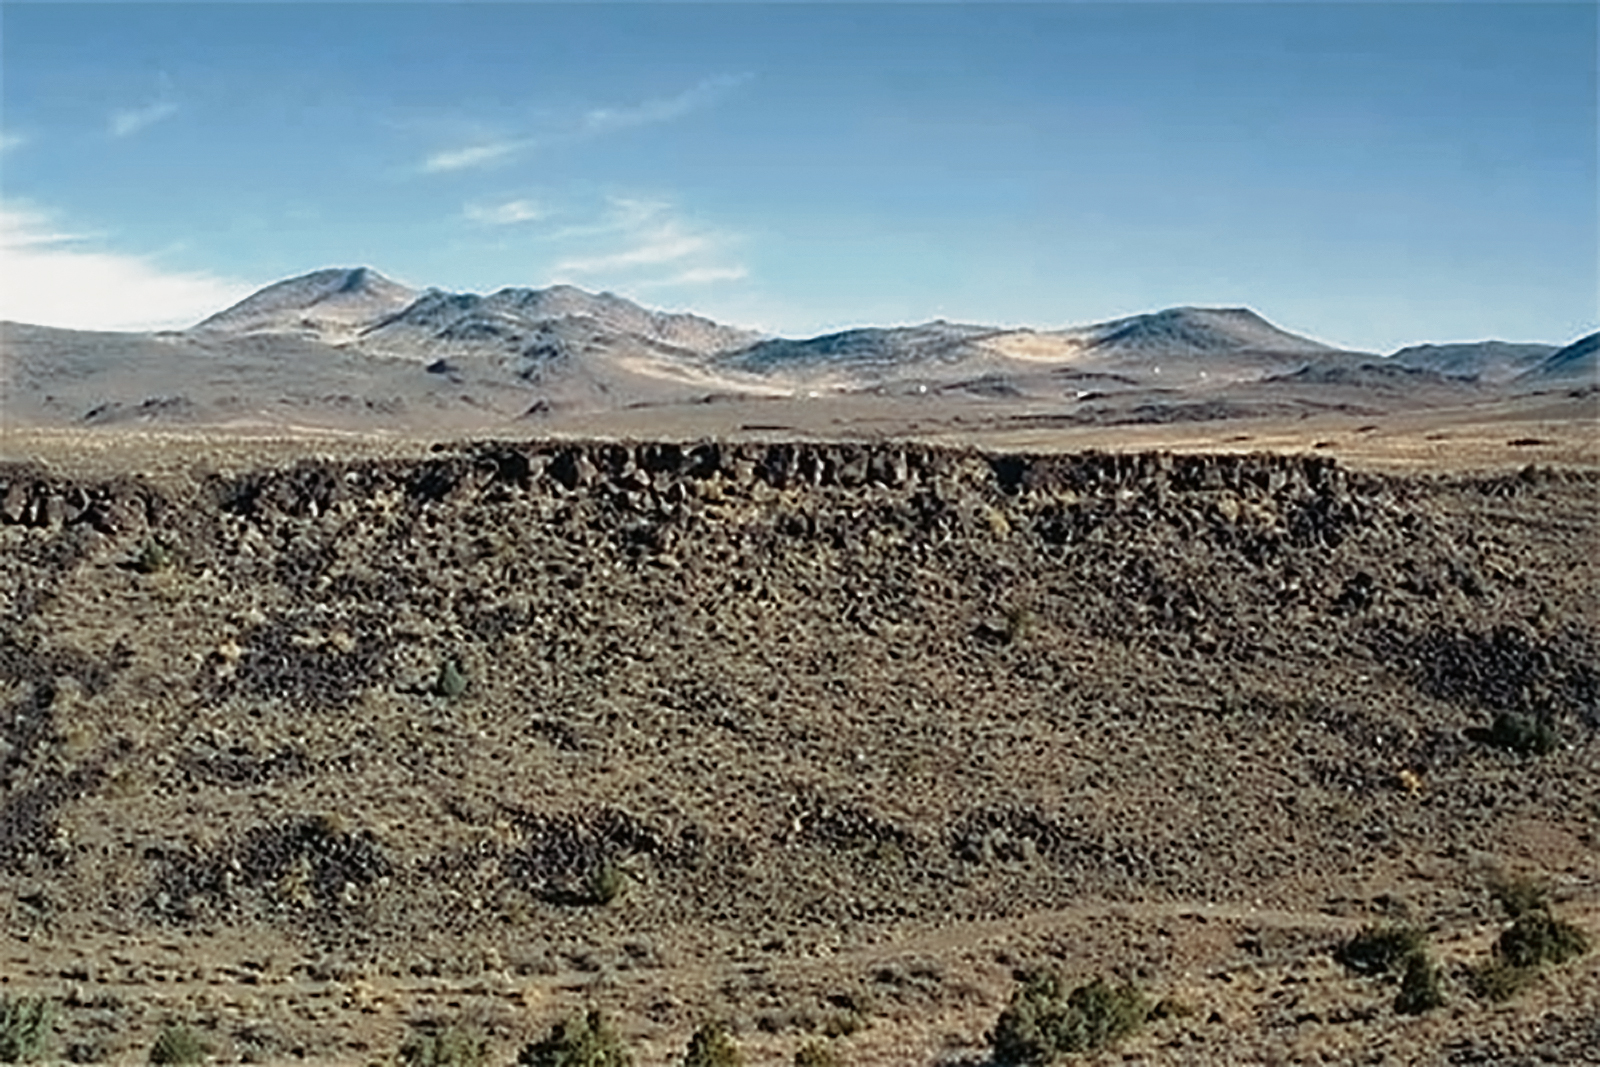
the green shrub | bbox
[1489,874,1550,919]
[149,1025,207,1066]
[401,1022,489,1067]
[792,1042,840,1067]
[518,1011,631,1067]
[1496,911,1590,969]
[435,659,469,699]
[1003,606,1032,644]
[991,972,1148,1065]
[587,862,624,905]
[0,996,54,1063]
[680,1022,742,1067]
[1471,959,1538,1002]
[1486,712,1559,756]
[134,540,173,574]
[1334,925,1427,976]
[1394,951,1445,1015]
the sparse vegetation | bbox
[4,443,1599,1065]
[1470,879,1590,1001]
[148,1024,208,1065]
[991,972,1148,1064]
[435,658,469,699]
[400,1022,489,1067]
[1485,711,1560,755]
[1489,874,1550,919]
[1495,910,1590,969]
[1394,951,1445,1015]
[1336,923,1445,1014]
[518,1011,631,1067]
[546,860,626,907]
[587,861,625,905]
[134,539,173,574]
[792,1042,841,1067]
[680,1022,742,1067]
[1334,925,1428,977]
[0,996,54,1063]
[1003,605,1032,644]
[1470,959,1538,1003]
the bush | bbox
[587,862,625,905]
[1394,951,1445,1015]
[401,1023,489,1067]
[1471,959,1538,1002]
[0,996,54,1063]
[1496,911,1590,969]
[149,1025,207,1065]
[518,1011,631,1067]
[681,1022,742,1067]
[1489,874,1550,919]
[134,540,173,574]
[1486,712,1559,755]
[1334,925,1427,976]
[792,1043,840,1067]
[991,972,1148,1065]
[435,659,468,699]
[546,862,626,907]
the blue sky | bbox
[1,2,1594,350]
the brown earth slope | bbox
[1,441,1597,1065]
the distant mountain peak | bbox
[192,267,417,337]
[1074,306,1336,356]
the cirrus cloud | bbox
[110,100,178,138]
[417,72,751,175]
[548,196,746,290]
[422,139,526,174]
[582,73,752,135]
[463,198,548,225]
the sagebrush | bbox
[991,972,1148,1064]
[0,996,54,1064]
[518,1011,631,1067]
[680,1022,742,1067]
[401,1022,489,1067]
[148,1025,207,1066]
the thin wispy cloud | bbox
[0,132,26,154]
[417,73,750,175]
[110,100,178,138]
[0,205,255,331]
[582,73,752,135]
[422,139,526,173]
[550,196,745,290]
[635,266,750,289]
[463,198,547,225]
[556,224,711,273]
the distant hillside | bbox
[722,307,1347,387]
[1519,331,1598,384]
[4,265,1585,432]
[1068,306,1337,358]
[1389,341,1557,384]
[356,284,760,365]
[722,321,996,374]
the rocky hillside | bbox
[1,442,1596,1063]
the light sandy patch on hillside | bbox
[975,330,1088,362]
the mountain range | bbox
[2,266,1593,432]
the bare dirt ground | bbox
[1,397,1597,1065]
